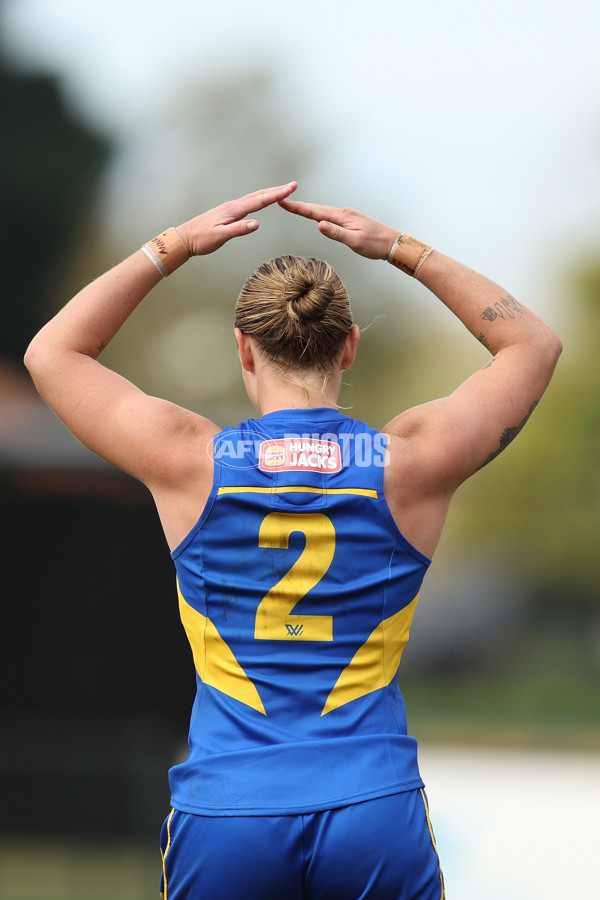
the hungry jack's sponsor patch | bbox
[259,438,342,473]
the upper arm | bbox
[384,336,561,492]
[27,351,217,488]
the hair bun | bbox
[287,279,334,323]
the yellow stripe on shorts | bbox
[160,808,176,900]
[419,789,446,899]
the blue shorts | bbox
[160,789,445,900]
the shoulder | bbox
[142,402,220,489]
[380,405,456,559]
[382,402,444,478]
[147,406,222,551]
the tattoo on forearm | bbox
[478,332,491,351]
[476,400,539,470]
[480,294,525,322]
[97,341,105,354]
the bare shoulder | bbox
[143,399,220,488]
[381,405,456,559]
[382,401,448,485]
[145,402,221,551]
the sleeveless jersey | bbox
[169,407,431,815]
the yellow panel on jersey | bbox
[322,593,420,716]
[177,580,266,716]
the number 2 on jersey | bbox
[254,512,335,641]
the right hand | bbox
[177,182,298,256]
[278,197,398,260]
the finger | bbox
[278,198,329,220]
[319,220,343,240]
[278,198,348,225]
[218,220,260,245]
[233,182,297,218]
[318,220,358,249]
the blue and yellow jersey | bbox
[169,408,430,815]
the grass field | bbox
[0,840,158,900]
[404,680,600,752]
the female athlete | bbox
[24,182,561,899]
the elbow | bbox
[534,326,563,388]
[545,326,563,368]
[553,332,563,360]
[515,323,563,387]
[530,319,562,367]
[23,333,54,384]
[23,335,44,380]
[23,339,37,377]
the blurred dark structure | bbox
[0,42,189,839]
[0,449,192,838]
[0,59,110,364]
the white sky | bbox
[3,0,600,322]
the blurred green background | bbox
[1,1,598,897]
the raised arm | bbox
[279,197,562,490]
[24,182,298,488]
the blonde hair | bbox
[235,256,353,371]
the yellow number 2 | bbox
[254,512,335,641]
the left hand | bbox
[278,196,397,260]
[177,182,298,256]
